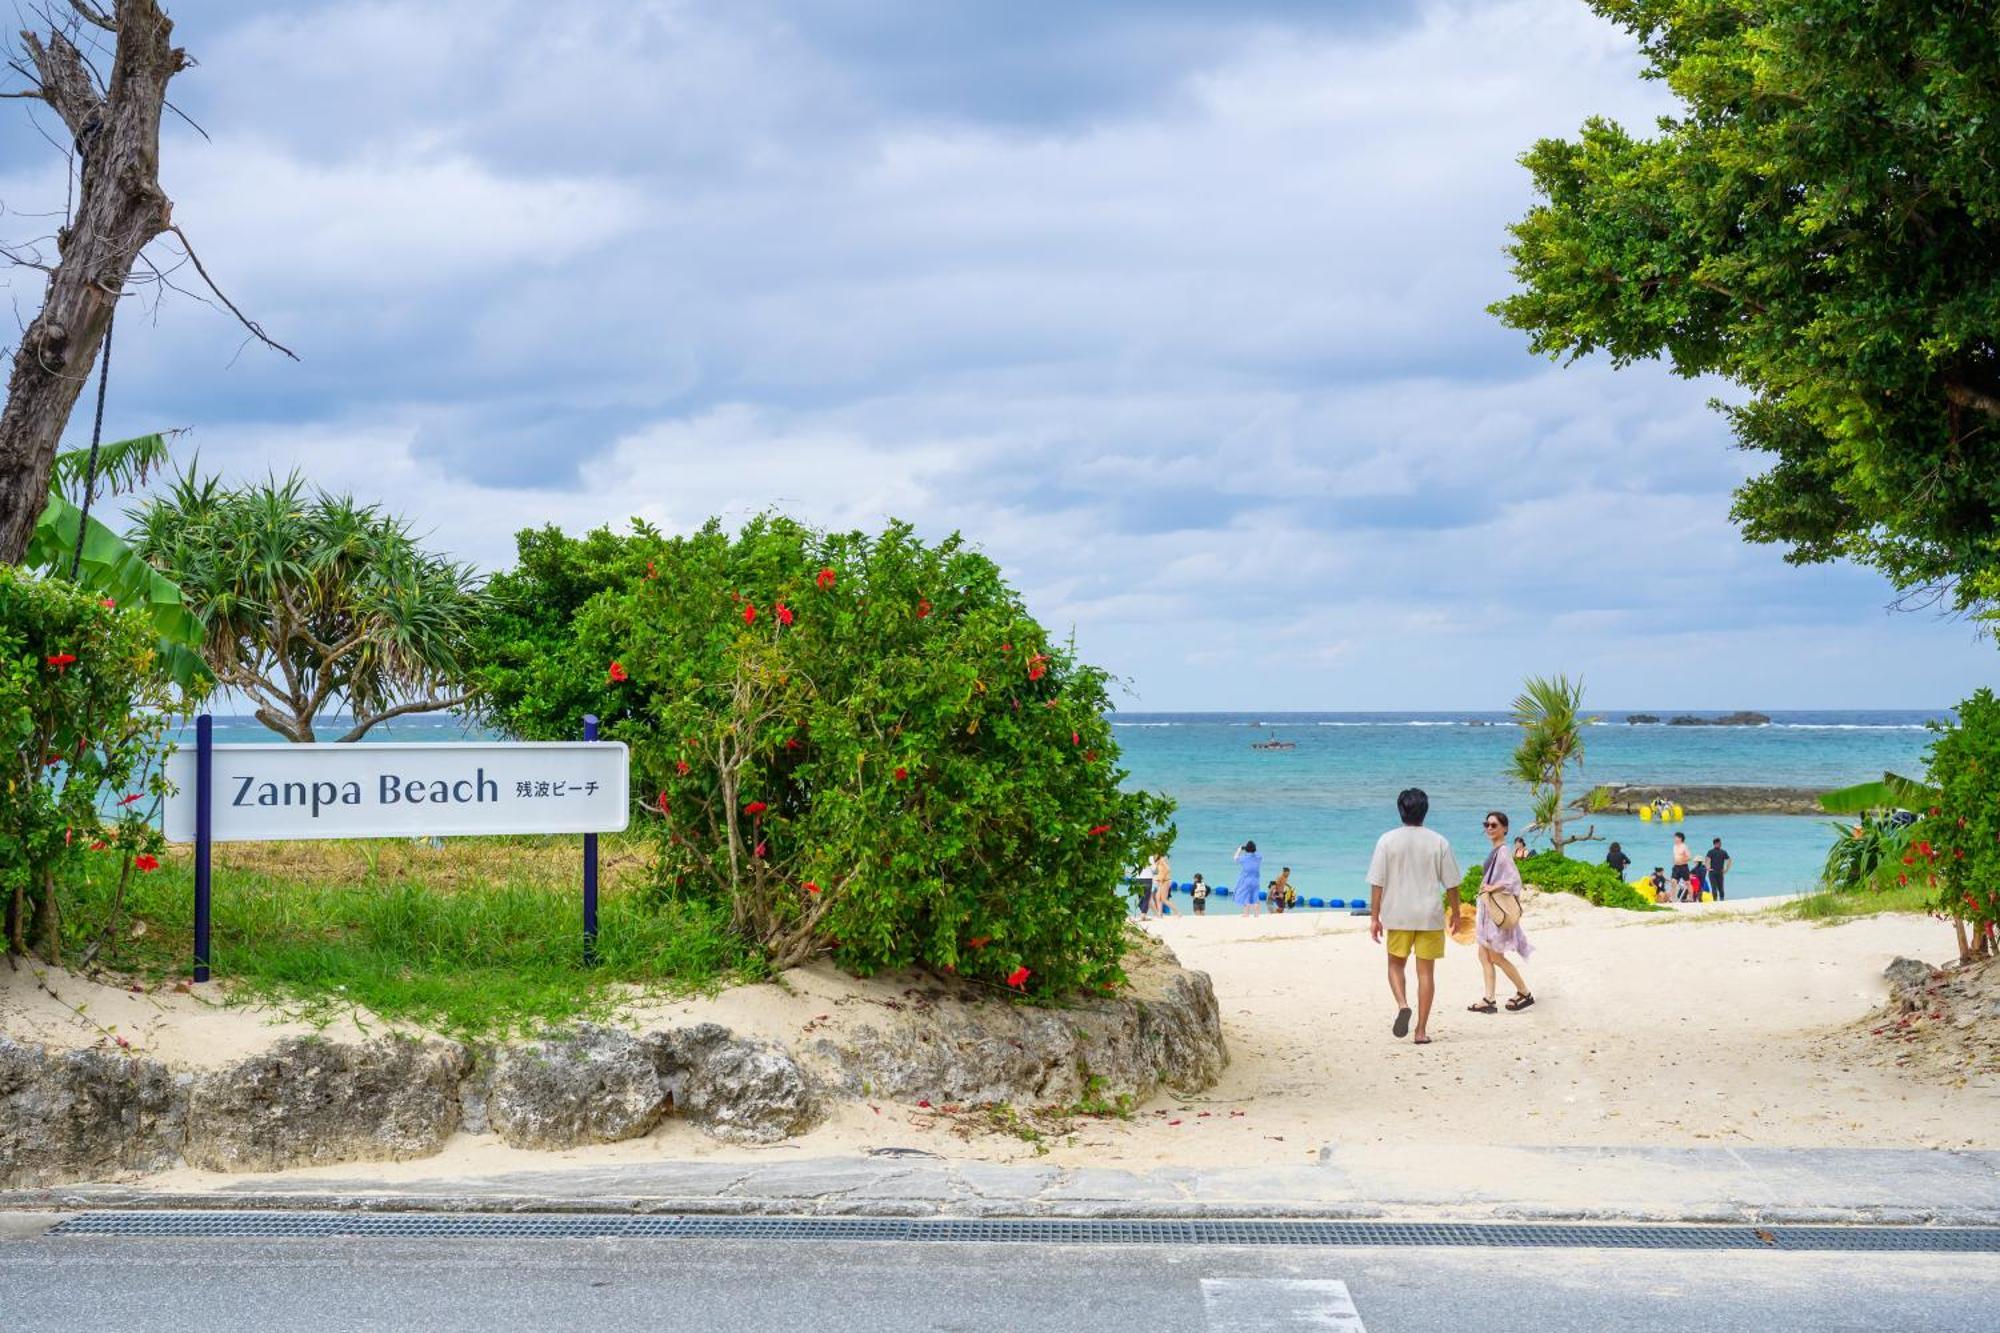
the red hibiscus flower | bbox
[675,759,691,776]
[657,792,671,811]
[1917,840,1933,858]
[1088,823,1112,836]
[607,661,628,683]
[1026,653,1048,681]
[775,600,795,626]
[1071,731,1080,746]
[816,567,836,590]
[804,880,821,895]
[754,842,768,859]
[1000,643,1012,653]
[134,854,160,872]
[1006,966,1030,989]
[118,793,143,806]
[90,840,107,852]
[967,936,990,949]
[784,737,801,751]
[45,652,77,673]
[743,602,759,625]
[894,766,909,781]
[917,598,932,619]
[645,560,657,579]
[1085,750,1098,763]
[99,598,116,608]
[744,800,768,816]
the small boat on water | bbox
[1250,732,1296,751]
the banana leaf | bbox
[1818,772,1938,815]
[25,487,212,691]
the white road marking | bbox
[1200,1278,1367,1331]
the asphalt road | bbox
[4,1222,1996,1332]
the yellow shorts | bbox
[1386,929,1445,961]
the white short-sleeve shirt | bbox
[1367,825,1461,931]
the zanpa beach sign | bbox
[164,740,630,841]
[162,715,628,982]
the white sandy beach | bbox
[7,895,1995,1192]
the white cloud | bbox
[52,0,1995,711]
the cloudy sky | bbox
[4,0,1991,709]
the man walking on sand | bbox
[1369,788,1461,1045]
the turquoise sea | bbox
[187,709,1941,907]
[1109,711,1945,909]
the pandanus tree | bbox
[129,472,485,741]
[1510,673,1602,857]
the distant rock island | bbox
[1624,712,1771,726]
[1592,783,1824,815]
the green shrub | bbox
[1459,852,1655,912]
[0,566,171,962]
[1924,690,2000,952]
[472,516,1175,996]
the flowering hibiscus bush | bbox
[0,566,172,963]
[1923,690,2000,962]
[474,516,1175,995]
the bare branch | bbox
[19,30,103,139]
[338,694,476,744]
[64,0,119,32]
[165,224,298,360]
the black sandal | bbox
[1467,998,1498,1014]
[1505,992,1535,1012]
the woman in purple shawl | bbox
[1467,811,1534,1014]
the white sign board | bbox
[163,742,631,842]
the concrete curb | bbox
[6,1145,1997,1228]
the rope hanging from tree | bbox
[67,306,116,581]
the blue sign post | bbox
[582,713,600,966]
[193,713,213,983]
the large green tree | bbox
[1492,1,2000,618]
[130,473,485,741]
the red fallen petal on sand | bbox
[870,1104,881,1115]
[917,1099,932,1108]
[1167,1119,1182,1126]
[1198,1111,1212,1117]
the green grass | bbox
[1776,880,1937,923]
[61,834,762,1039]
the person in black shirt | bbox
[1706,839,1731,900]
[1605,842,1630,877]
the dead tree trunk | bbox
[0,2,185,562]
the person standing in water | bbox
[1367,789,1461,1045]
[1232,841,1263,916]
[1190,874,1211,915]
[1147,852,1171,919]
[1467,811,1534,1014]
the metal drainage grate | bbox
[43,1212,2000,1253]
